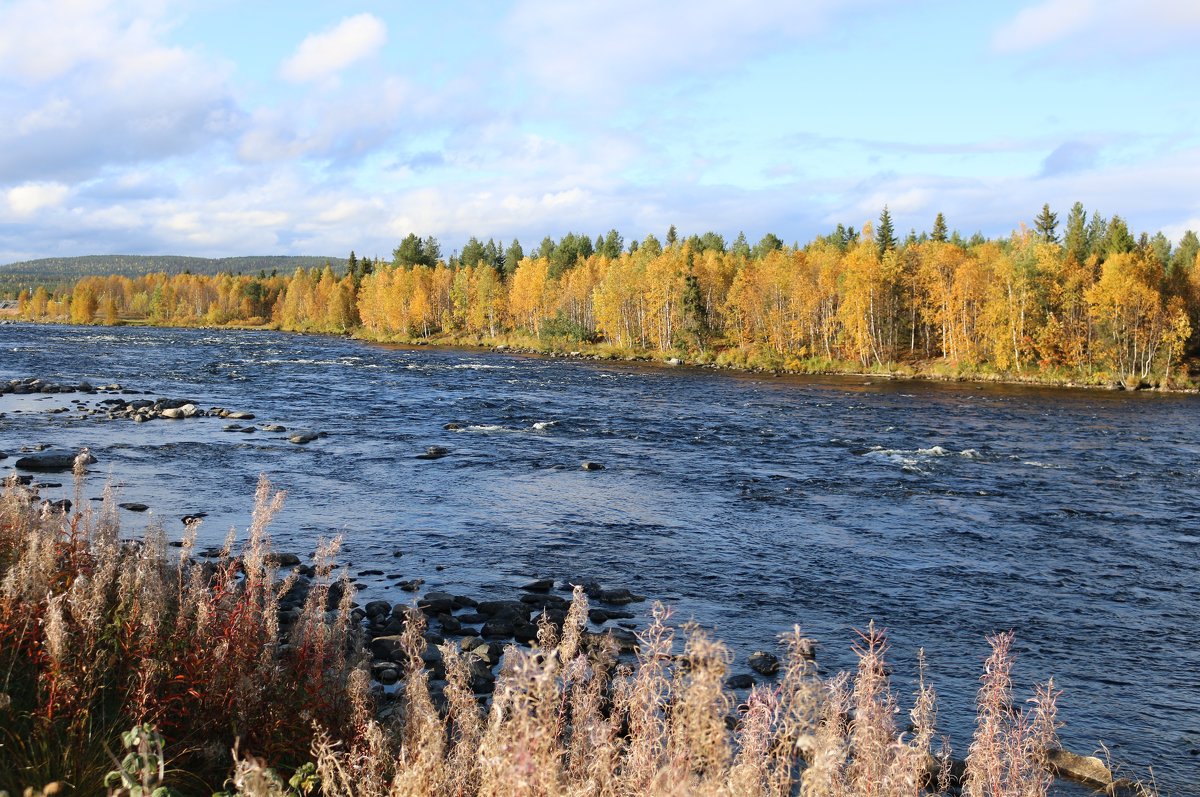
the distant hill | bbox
[0,254,348,295]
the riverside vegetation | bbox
[7,205,1200,390]
[0,461,1155,796]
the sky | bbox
[1,0,1198,263]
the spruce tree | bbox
[877,206,897,257]
[1064,202,1088,263]
[1034,203,1059,243]
[931,213,948,243]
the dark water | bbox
[2,323,1198,794]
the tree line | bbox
[17,204,1200,387]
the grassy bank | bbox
[1,465,1143,796]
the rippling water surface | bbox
[2,323,1198,794]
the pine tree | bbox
[666,225,678,248]
[1064,202,1088,263]
[731,231,751,258]
[931,213,948,243]
[877,206,897,257]
[1034,203,1059,243]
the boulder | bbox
[119,502,149,512]
[521,578,555,593]
[261,424,286,432]
[481,618,515,639]
[1045,748,1113,789]
[581,461,605,471]
[725,674,755,690]
[369,635,406,661]
[225,411,255,420]
[748,651,780,676]
[416,446,450,460]
[265,552,301,567]
[15,449,96,472]
[289,432,319,445]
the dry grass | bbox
[0,474,1069,796]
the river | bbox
[1,322,1197,794]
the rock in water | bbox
[748,651,780,676]
[15,449,96,472]
[416,446,450,460]
[289,432,319,444]
[581,461,605,471]
[119,502,149,512]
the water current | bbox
[1,323,1197,794]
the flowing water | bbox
[2,323,1198,794]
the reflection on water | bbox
[2,323,1198,794]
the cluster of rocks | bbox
[0,377,119,395]
[1,376,324,445]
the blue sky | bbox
[1,0,1198,262]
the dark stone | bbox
[481,618,515,639]
[457,612,487,625]
[477,600,530,620]
[398,579,423,592]
[725,674,756,690]
[265,552,301,567]
[416,445,450,460]
[15,449,96,472]
[453,595,479,609]
[358,569,384,576]
[369,635,406,661]
[581,461,605,471]
[289,432,319,445]
[364,600,391,618]
[119,502,149,512]
[748,651,780,676]
[513,621,539,643]
[521,578,555,593]
[597,588,645,605]
[419,592,455,615]
[44,499,72,513]
[439,614,463,633]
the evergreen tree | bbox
[931,213,948,243]
[347,250,358,279]
[1149,231,1172,271]
[1034,203,1059,243]
[600,228,624,258]
[752,233,784,259]
[422,236,442,265]
[1064,202,1088,263]
[1170,230,1198,276]
[876,206,897,257]
[682,274,710,351]
[666,225,678,248]
[1102,215,1136,256]
[731,231,751,258]
[536,236,556,260]
[1086,211,1108,259]
[393,233,426,268]
[460,236,486,268]
[640,234,663,258]
[503,239,524,278]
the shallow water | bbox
[2,323,1198,794]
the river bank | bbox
[7,314,1199,394]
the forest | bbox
[14,203,1200,388]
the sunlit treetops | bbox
[18,205,1200,387]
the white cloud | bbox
[280,14,387,84]
[993,0,1200,54]
[0,0,238,183]
[992,0,1094,53]
[5,182,70,216]
[504,0,876,99]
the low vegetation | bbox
[0,465,1088,796]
